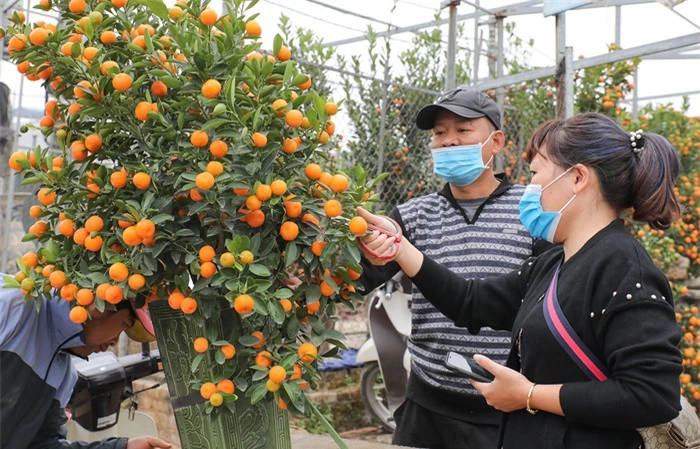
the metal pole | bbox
[555,12,566,62]
[323,0,657,48]
[632,67,639,121]
[555,12,566,119]
[472,0,480,84]
[488,19,496,77]
[495,15,505,173]
[473,32,700,91]
[496,16,504,100]
[446,0,460,90]
[615,5,621,46]
[473,30,482,84]
[564,47,574,118]
[376,64,391,198]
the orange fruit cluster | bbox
[6,0,375,415]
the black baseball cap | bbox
[416,88,501,131]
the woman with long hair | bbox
[359,113,684,448]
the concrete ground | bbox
[292,432,400,448]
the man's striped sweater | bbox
[360,175,547,424]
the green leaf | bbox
[248,264,270,277]
[343,242,361,264]
[284,242,297,267]
[322,346,339,358]
[149,214,173,225]
[286,314,300,339]
[45,239,59,261]
[20,176,42,186]
[291,74,309,86]
[252,299,269,316]
[284,382,305,411]
[273,34,283,57]
[355,165,366,186]
[306,284,321,303]
[245,0,261,10]
[249,384,268,404]
[258,84,277,99]
[233,376,248,392]
[370,172,391,187]
[252,370,268,382]
[224,398,237,414]
[71,42,82,58]
[175,228,196,237]
[147,0,169,21]
[84,19,94,40]
[249,233,261,254]
[245,162,261,175]
[161,75,182,89]
[191,353,204,372]
[282,61,294,84]
[323,329,346,342]
[3,276,20,288]
[313,93,326,116]
[178,111,186,130]
[280,352,297,368]
[268,299,285,325]
[89,272,109,284]
[239,335,261,347]
[143,28,155,53]
[324,339,347,350]
[272,288,293,299]
[202,118,230,132]
[127,43,147,54]
[310,316,325,335]
[215,350,226,365]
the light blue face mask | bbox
[432,132,495,186]
[519,167,576,243]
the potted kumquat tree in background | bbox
[3,0,380,447]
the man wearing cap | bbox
[0,283,170,449]
[359,88,549,448]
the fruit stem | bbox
[306,396,349,449]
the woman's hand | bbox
[356,207,401,265]
[356,207,424,276]
[470,354,533,413]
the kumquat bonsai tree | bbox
[3,0,380,446]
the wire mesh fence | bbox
[292,57,555,217]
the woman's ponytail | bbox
[630,133,682,230]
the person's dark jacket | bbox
[0,283,127,449]
[409,219,682,449]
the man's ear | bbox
[491,130,505,154]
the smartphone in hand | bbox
[445,351,494,383]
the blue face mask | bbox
[519,167,576,243]
[432,132,495,186]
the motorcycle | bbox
[66,344,163,441]
[356,273,412,432]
